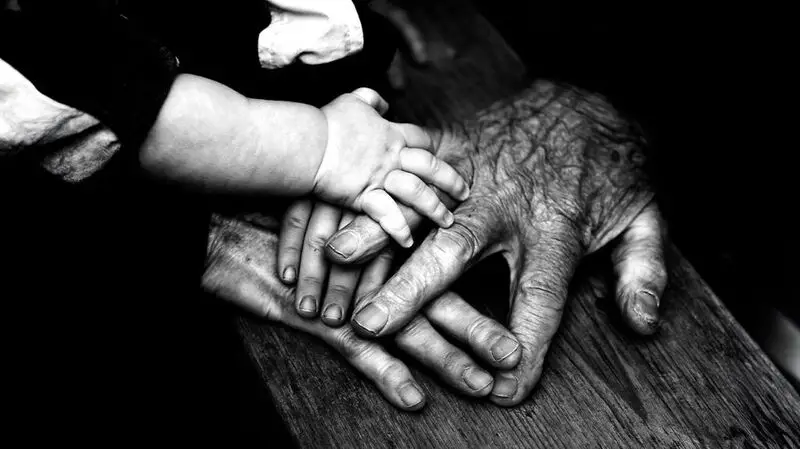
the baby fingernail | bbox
[444,211,455,227]
[459,184,471,201]
[298,295,317,315]
[282,266,296,283]
[398,382,424,408]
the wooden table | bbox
[234,1,800,447]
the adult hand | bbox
[204,214,523,411]
[326,80,669,406]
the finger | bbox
[360,189,413,248]
[425,292,522,370]
[355,247,395,300]
[295,202,342,318]
[350,87,389,116]
[351,202,496,337]
[205,222,425,412]
[321,213,362,327]
[611,202,668,335]
[395,316,494,396]
[380,3,428,64]
[387,50,407,90]
[490,234,582,406]
[277,199,313,284]
[395,123,433,150]
[325,205,426,264]
[384,170,454,228]
[275,299,427,411]
[399,147,470,201]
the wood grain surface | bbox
[234,1,800,447]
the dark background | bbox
[2,1,794,446]
[472,0,796,342]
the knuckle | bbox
[334,328,373,360]
[285,214,308,230]
[299,276,323,288]
[305,233,330,252]
[432,223,480,264]
[440,349,465,375]
[377,360,409,386]
[465,316,494,347]
[326,282,355,300]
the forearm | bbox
[140,74,327,196]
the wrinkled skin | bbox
[203,80,667,410]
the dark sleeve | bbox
[0,4,179,150]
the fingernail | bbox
[458,185,470,201]
[327,231,360,259]
[492,374,518,399]
[322,304,343,323]
[444,211,455,227]
[633,289,659,322]
[352,303,389,335]
[298,295,317,315]
[282,266,296,283]
[463,367,493,391]
[402,236,414,248]
[491,336,519,362]
[398,382,424,408]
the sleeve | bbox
[0,6,180,180]
[258,0,364,69]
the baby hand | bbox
[314,88,469,248]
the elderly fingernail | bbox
[633,290,659,322]
[352,303,389,335]
[327,231,360,259]
[322,304,343,323]
[463,367,493,391]
[492,374,518,399]
[298,295,317,315]
[282,266,296,283]
[398,382,424,408]
[491,336,519,362]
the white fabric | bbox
[259,0,364,69]
[0,58,120,182]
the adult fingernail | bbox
[491,336,519,362]
[327,231,360,259]
[633,289,659,323]
[398,382,424,408]
[463,367,493,391]
[282,266,296,283]
[492,374,518,399]
[298,295,317,315]
[322,304,343,323]
[352,303,389,335]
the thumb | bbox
[351,87,390,116]
[490,232,582,406]
[611,202,668,335]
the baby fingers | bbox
[384,170,454,228]
[399,147,469,201]
[361,190,414,248]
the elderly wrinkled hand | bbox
[326,80,668,406]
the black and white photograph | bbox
[1,1,796,447]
